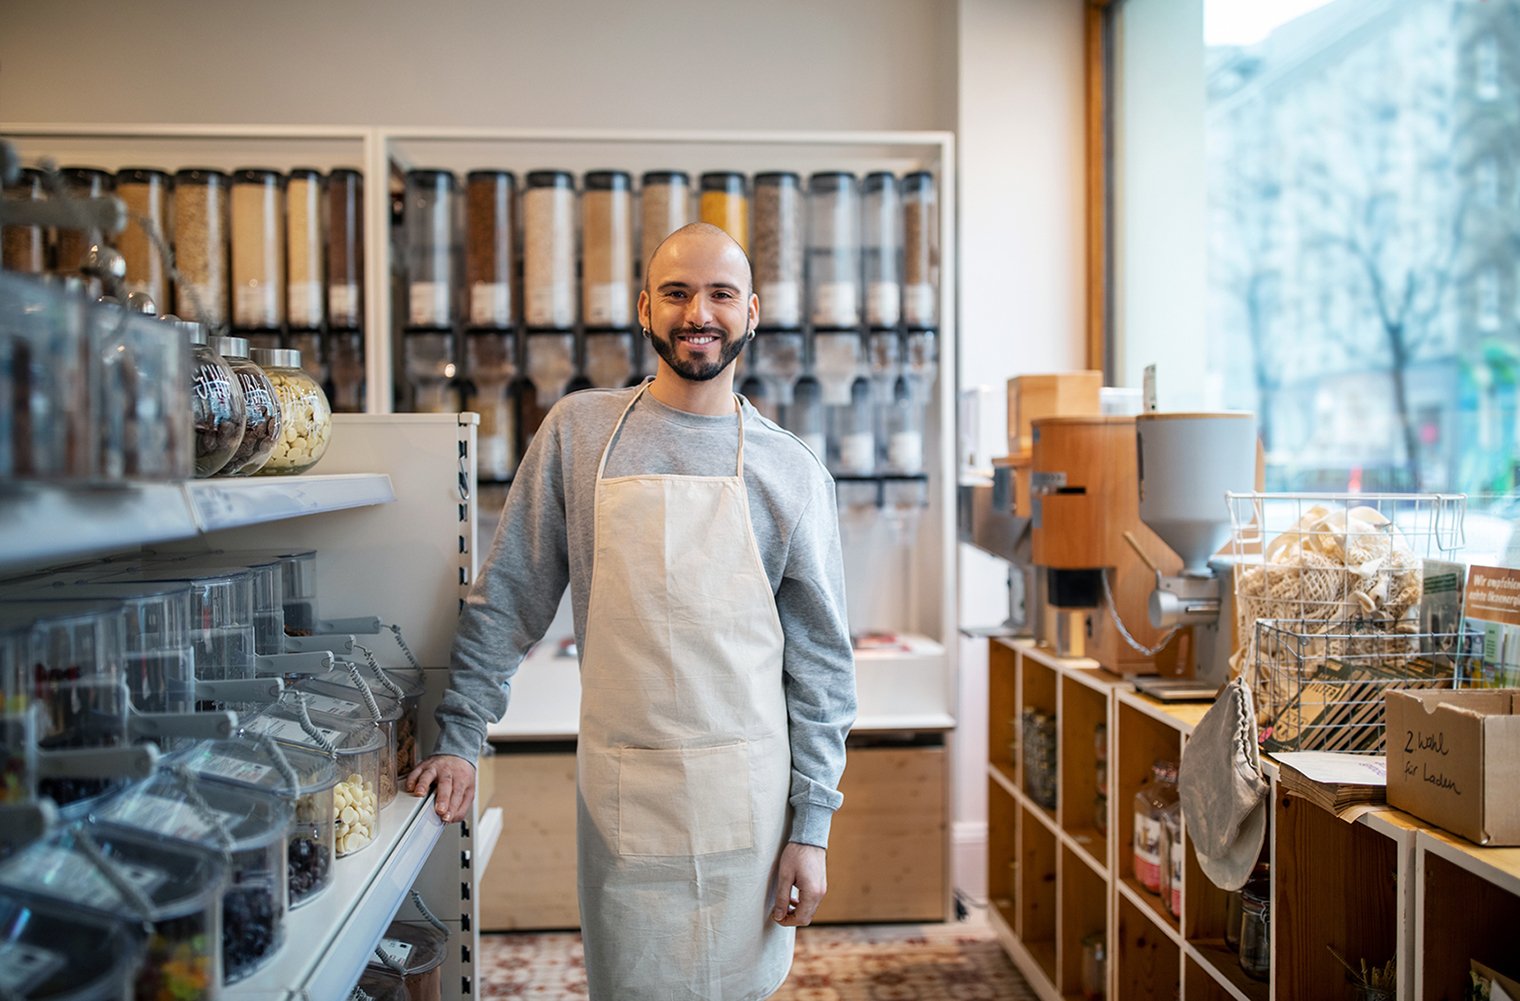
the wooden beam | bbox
[1084,0,1111,376]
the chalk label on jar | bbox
[409,282,452,328]
[759,281,802,327]
[188,749,275,787]
[866,282,902,327]
[243,714,344,748]
[470,283,512,328]
[0,943,64,995]
[811,282,858,327]
[839,433,876,475]
[527,282,575,329]
[288,281,324,328]
[585,282,631,327]
[376,938,416,968]
[888,431,923,474]
[903,283,936,325]
[235,283,280,328]
[329,283,361,326]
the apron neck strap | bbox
[596,382,747,481]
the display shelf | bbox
[1114,699,1183,905]
[186,473,396,532]
[990,639,1020,783]
[1057,672,1108,863]
[1185,941,1268,1001]
[1020,650,1058,811]
[990,905,1064,1001]
[988,773,1020,935]
[1416,829,1520,997]
[1117,891,1181,1001]
[1118,876,1181,944]
[1275,792,1400,1001]
[1062,826,1105,880]
[228,792,445,998]
[1058,842,1106,999]
[1019,801,1059,961]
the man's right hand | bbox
[406,754,477,823]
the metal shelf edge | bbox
[186,473,396,533]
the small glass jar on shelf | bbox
[1238,873,1270,981]
[54,167,114,276]
[230,169,286,336]
[583,170,634,329]
[188,321,245,477]
[2,167,46,275]
[752,172,804,329]
[326,168,364,329]
[172,168,231,326]
[699,171,748,252]
[286,168,325,331]
[1132,758,1178,895]
[862,171,902,328]
[404,169,457,330]
[250,347,332,475]
[807,171,860,329]
[902,171,938,327]
[523,170,576,330]
[465,170,515,330]
[211,335,282,476]
[116,167,172,308]
[466,329,519,481]
[639,170,691,277]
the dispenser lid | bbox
[242,698,384,757]
[250,347,301,368]
[0,890,142,998]
[640,170,689,185]
[175,734,339,797]
[98,768,292,853]
[584,170,631,191]
[295,677,403,724]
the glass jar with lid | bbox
[1132,758,1178,894]
[902,171,938,326]
[583,170,634,329]
[286,168,325,331]
[0,888,143,999]
[175,734,340,908]
[1238,874,1270,980]
[368,920,449,1001]
[465,170,515,330]
[466,331,519,480]
[0,822,229,999]
[327,328,366,413]
[639,171,691,278]
[98,768,293,984]
[862,172,902,327]
[211,335,282,475]
[523,170,576,329]
[404,169,456,329]
[807,172,860,329]
[295,673,402,807]
[2,167,46,275]
[753,172,804,329]
[699,172,748,252]
[54,167,114,276]
[0,271,94,480]
[172,168,230,325]
[785,375,826,463]
[242,695,384,857]
[116,168,172,309]
[230,169,286,332]
[250,347,332,475]
[185,319,246,476]
[326,168,364,329]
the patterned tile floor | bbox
[476,915,1038,1000]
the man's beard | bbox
[648,325,748,382]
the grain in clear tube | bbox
[325,169,363,328]
[2,168,45,274]
[230,170,286,330]
[286,170,324,329]
[752,173,803,328]
[465,171,514,329]
[902,171,938,326]
[699,172,748,253]
[523,171,575,329]
[172,169,229,325]
[55,168,113,275]
[116,169,172,306]
[582,171,633,328]
[639,171,690,277]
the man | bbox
[408,222,857,1001]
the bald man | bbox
[409,223,856,1000]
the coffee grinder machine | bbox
[1030,415,1187,673]
[1131,412,1258,696]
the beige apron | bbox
[576,384,794,1001]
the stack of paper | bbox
[1271,750,1387,821]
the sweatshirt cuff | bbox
[432,722,487,767]
[789,802,836,849]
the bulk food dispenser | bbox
[1132,412,1258,695]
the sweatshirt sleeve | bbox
[432,416,571,765]
[776,475,857,848]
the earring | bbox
[641,328,652,338]
[746,329,755,341]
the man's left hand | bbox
[772,842,827,926]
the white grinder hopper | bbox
[1136,412,1257,575]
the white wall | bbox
[0,0,957,131]
[954,0,1087,904]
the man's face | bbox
[638,231,759,383]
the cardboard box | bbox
[1385,688,1520,845]
[1005,372,1102,455]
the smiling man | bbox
[408,223,857,1000]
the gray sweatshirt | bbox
[435,384,857,848]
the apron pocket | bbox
[617,742,755,857]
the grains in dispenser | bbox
[862,172,902,327]
[2,168,45,275]
[230,170,286,330]
[639,171,690,278]
[752,172,803,329]
[116,168,172,307]
[465,170,515,329]
[172,169,230,325]
[325,169,363,328]
[699,172,748,253]
[582,171,633,328]
[523,171,575,329]
[902,171,938,327]
[403,170,456,329]
[55,167,113,275]
[286,169,324,329]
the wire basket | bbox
[1226,493,1468,749]
[1253,617,1479,753]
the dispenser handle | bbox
[255,650,335,677]
[131,710,237,741]
[285,633,356,655]
[197,678,285,703]
[319,616,383,635]
[37,744,158,780]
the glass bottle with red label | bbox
[1132,758,1177,894]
